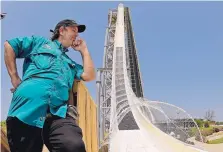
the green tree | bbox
[194,119,204,128]
[1,121,7,132]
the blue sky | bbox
[1,1,223,121]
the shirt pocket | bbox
[31,45,57,70]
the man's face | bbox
[59,26,79,47]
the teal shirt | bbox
[7,36,84,128]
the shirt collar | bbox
[53,40,69,53]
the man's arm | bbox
[80,47,95,81]
[4,41,21,92]
[72,38,96,81]
[4,36,37,92]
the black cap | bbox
[50,19,86,33]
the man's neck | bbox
[57,37,68,48]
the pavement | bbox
[194,140,223,152]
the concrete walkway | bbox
[194,141,223,152]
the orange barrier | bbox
[1,129,10,152]
[75,81,98,152]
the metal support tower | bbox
[96,9,117,146]
[96,6,144,146]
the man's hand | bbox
[71,38,87,53]
[71,38,96,81]
[10,76,21,93]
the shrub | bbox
[195,119,204,128]
[204,122,210,128]
[213,127,220,133]
[201,129,214,137]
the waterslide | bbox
[108,4,207,152]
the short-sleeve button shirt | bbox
[7,36,84,128]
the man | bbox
[4,19,95,152]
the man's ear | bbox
[59,26,65,36]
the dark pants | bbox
[6,115,86,152]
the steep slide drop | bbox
[107,4,207,152]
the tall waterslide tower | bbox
[96,3,205,152]
[96,4,143,144]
